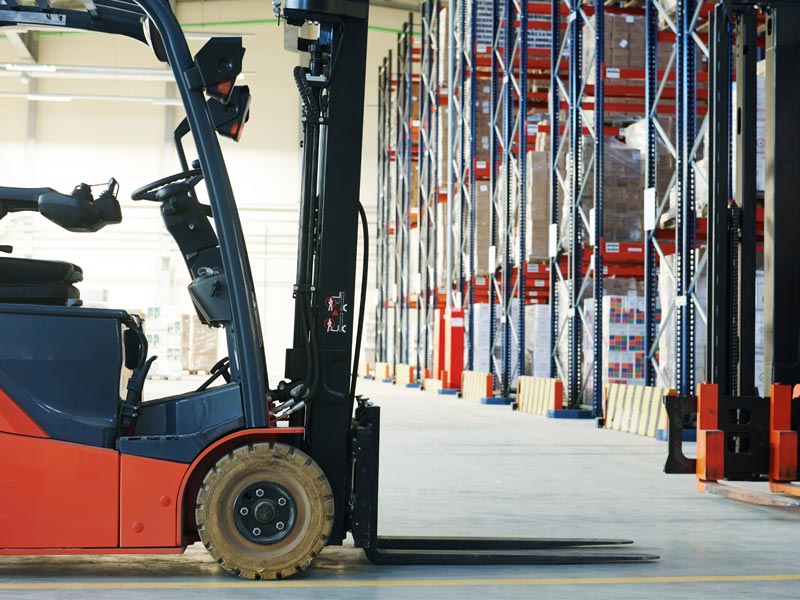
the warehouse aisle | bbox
[1,377,798,599]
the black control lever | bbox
[0,179,122,233]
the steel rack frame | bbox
[393,19,414,372]
[486,0,529,400]
[445,0,471,358]
[644,0,713,396]
[418,0,441,382]
[549,0,605,415]
[375,55,392,365]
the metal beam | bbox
[707,3,732,393]
[734,6,757,396]
[5,31,34,61]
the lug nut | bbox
[255,489,264,498]
[277,498,287,506]
[253,527,261,536]
[239,507,249,516]
[276,522,285,531]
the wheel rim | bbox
[233,481,297,544]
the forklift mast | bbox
[281,0,370,545]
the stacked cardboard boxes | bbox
[602,296,647,387]
[183,314,220,374]
[582,14,672,83]
[560,137,644,251]
[470,80,492,168]
[657,251,707,389]
[474,181,492,274]
[474,0,552,50]
[525,303,551,377]
[145,305,183,380]
[471,301,520,388]
[582,13,647,75]
[437,105,448,186]
[526,151,551,260]
[624,116,676,221]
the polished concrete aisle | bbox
[1,377,799,599]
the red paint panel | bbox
[0,547,184,556]
[697,430,724,485]
[0,433,118,548]
[120,455,189,548]
[770,384,797,483]
[443,308,464,391]
[0,388,48,438]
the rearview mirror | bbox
[207,85,251,142]
[194,38,245,104]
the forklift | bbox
[0,0,657,579]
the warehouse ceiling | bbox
[0,0,418,104]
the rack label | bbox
[644,187,656,231]
[606,67,621,79]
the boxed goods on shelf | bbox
[525,303,551,378]
[624,115,676,215]
[471,301,520,388]
[474,0,552,50]
[656,251,707,389]
[560,137,644,251]
[554,279,647,399]
[582,13,673,80]
[526,151,551,259]
[470,80,492,167]
[474,180,492,274]
[437,105,448,185]
[602,296,648,387]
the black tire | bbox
[195,442,334,580]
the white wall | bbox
[0,1,409,377]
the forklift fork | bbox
[350,404,659,565]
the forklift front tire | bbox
[195,442,334,580]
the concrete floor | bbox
[2,377,800,599]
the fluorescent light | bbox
[151,98,184,106]
[6,63,57,73]
[1,63,254,83]
[26,93,72,102]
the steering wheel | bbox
[131,168,203,201]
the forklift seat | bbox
[0,282,81,305]
[0,256,83,283]
[0,257,83,306]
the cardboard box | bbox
[526,151,551,259]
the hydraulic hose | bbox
[349,202,369,410]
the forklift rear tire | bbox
[195,442,334,580]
